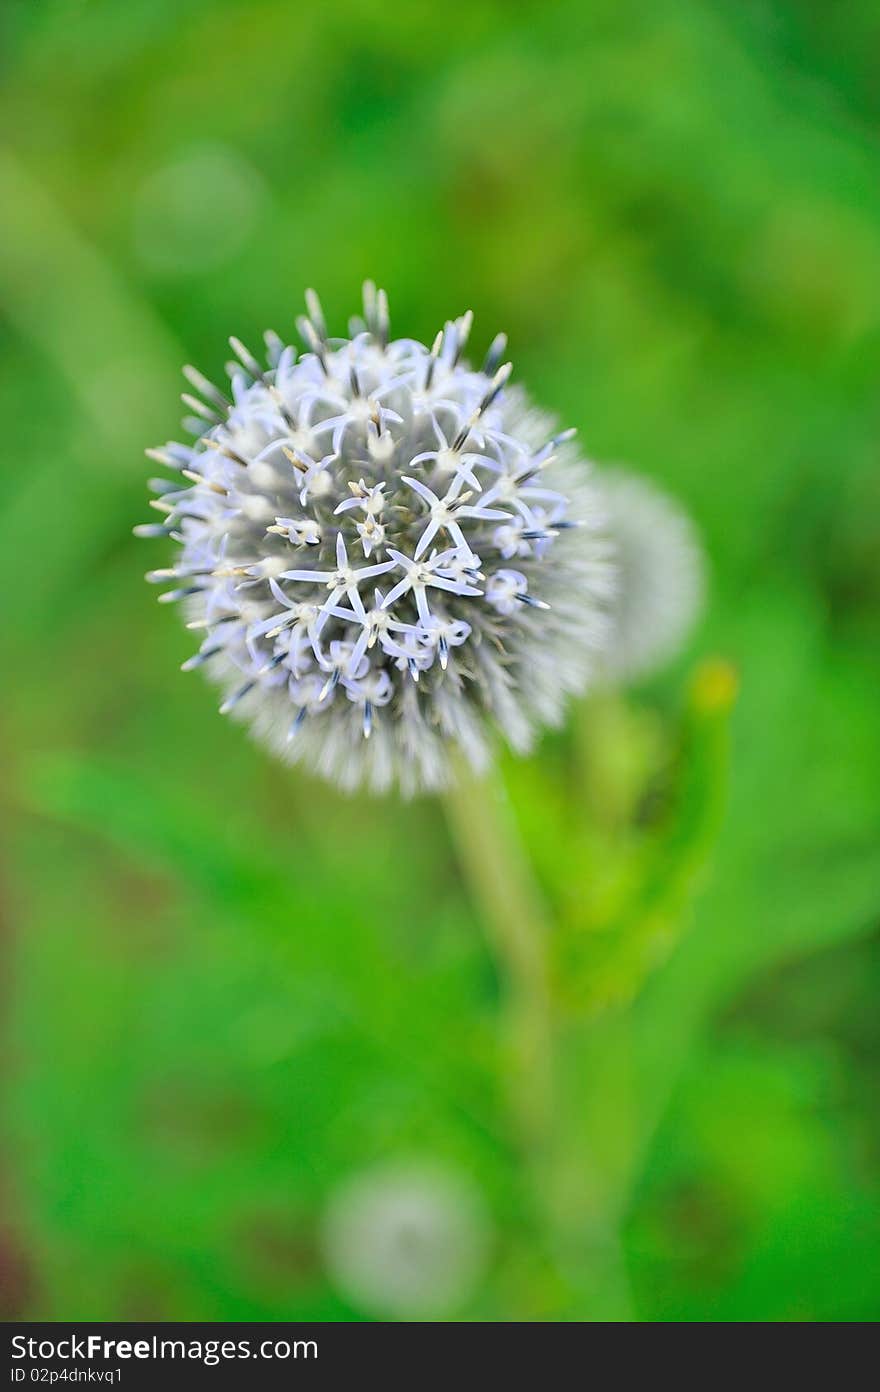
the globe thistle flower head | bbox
[139,285,613,794]
[598,469,705,681]
[320,1161,491,1319]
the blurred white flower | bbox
[598,470,705,681]
[320,1161,491,1320]
[139,284,615,793]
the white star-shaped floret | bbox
[414,614,472,670]
[401,475,510,561]
[381,546,483,624]
[406,413,490,495]
[324,587,422,674]
[313,389,403,455]
[281,531,396,632]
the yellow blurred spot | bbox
[690,658,739,713]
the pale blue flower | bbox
[140,285,614,793]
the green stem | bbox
[442,759,555,1157]
[443,757,636,1320]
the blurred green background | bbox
[2,0,879,1323]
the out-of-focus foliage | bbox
[0,0,878,1322]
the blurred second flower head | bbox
[320,1162,491,1320]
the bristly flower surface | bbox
[139,284,614,794]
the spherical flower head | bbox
[320,1161,490,1319]
[139,284,614,794]
[597,469,705,681]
